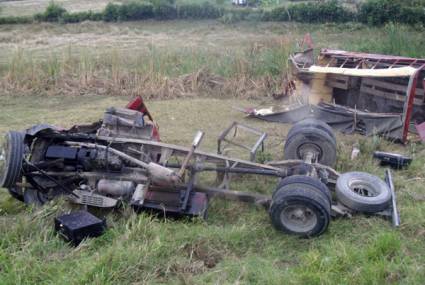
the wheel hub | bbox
[280,204,317,233]
[298,143,321,163]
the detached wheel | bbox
[0,131,25,189]
[336,172,391,213]
[270,178,331,237]
[284,124,336,167]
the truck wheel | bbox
[287,118,336,144]
[336,172,391,213]
[0,131,25,188]
[274,175,332,203]
[284,126,336,167]
[270,182,330,237]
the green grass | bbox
[0,13,424,285]
[0,95,424,284]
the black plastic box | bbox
[54,211,106,245]
[373,151,412,169]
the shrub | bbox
[262,6,289,21]
[177,2,222,19]
[264,1,354,23]
[399,6,425,25]
[0,16,33,25]
[118,1,154,21]
[358,0,401,25]
[359,0,425,26]
[288,1,355,23]
[103,3,120,22]
[61,11,103,23]
[149,0,177,19]
[36,2,67,22]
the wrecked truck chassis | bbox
[1,107,397,237]
[22,131,339,206]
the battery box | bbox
[373,151,412,169]
[54,211,106,245]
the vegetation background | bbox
[0,0,424,284]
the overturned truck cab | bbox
[246,48,425,143]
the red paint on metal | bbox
[126,96,160,141]
[321,49,425,67]
[126,96,147,114]
[402,64,425,143]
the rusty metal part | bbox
[64,141,179,186]
[178,131,204,178]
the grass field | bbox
[0,95,425,284]
[0,11,425,285]
[0,20,424,99]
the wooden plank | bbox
[363,78,424,96]
[360,84,424,106]
[325,74,349,90]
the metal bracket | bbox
[217,122,267,162]
[71,190,118,208]
[385,169,400,227]
[181,170,197,211]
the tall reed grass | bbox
[0,38,293,97]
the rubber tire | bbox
[269,184,331,237]
[0,131,25,188]
[284,126,337,167]
[274,175,332,203]
[287,118,336,145]
[336,172,391,213]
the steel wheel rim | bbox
[280,204,317,233]
[348,179,379,197]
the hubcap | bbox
[280,204,317,233]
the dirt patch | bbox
[184,239,224,269]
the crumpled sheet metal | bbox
[250,103,403,140]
